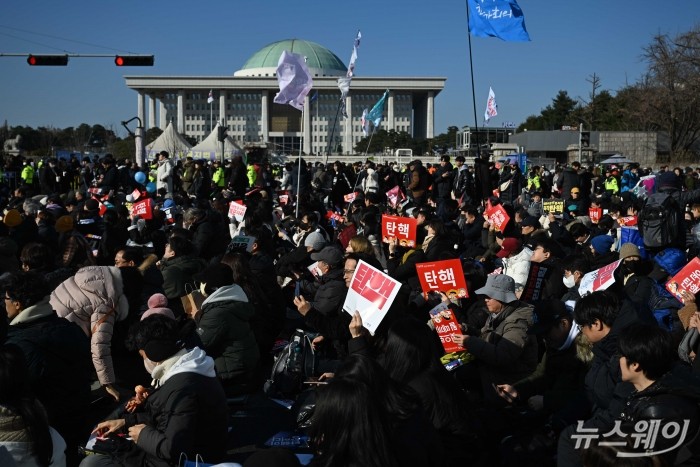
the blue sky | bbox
[1,0,699,137]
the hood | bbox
[10,296,54,326]
[202,283,249,306]
[159,347,216,386]
[504,247,532,266]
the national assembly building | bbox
[124,39,446,156]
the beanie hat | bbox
[656,171,681,191]
[55,215,74,233]
[591,235,614,255]
[141,293,175,321]
[619,242,641,260]
[2,209,22,228]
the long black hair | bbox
[0,345,53,467]
[309,379,398,467]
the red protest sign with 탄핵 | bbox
[381,215,417,248]
[416,259,469,298]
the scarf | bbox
[0,406,31,443]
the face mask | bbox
[299,222,309,230]
[563,275,576,289]
[143,357,158,375]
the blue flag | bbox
[467,0,530,42]
[366,90,389,127]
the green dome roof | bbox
[235,39,347,76]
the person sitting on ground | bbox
[82,315,228,467]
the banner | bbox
[228,200,247,221]
[485,204,510,232]
[381,215,417,247]
[578,260,622,297]
[543,200,564,215]
[521,263,548,302]
[428,302,464,354]
[484,87,498,123]
[131,198,153,220]
[666,257,700,304]
[467,0,531,42]
[386,185,406,208]
[416,259,469,298]
[343,260,402,335]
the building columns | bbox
[303,94,312,155]
[388,91,395,131]
[219,91,226,126]
[159,100,167,130]
[261,91,269,143]
[137,91,145,132]
[343,95,353,155]
[148,94,156,130]
[177,90,185,134]
[427,91,434,139]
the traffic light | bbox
[27,54,68,66]
[114,55,154,66]
[580,131,591,148]
[217,126,228,142]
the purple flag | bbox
[274,51,314,111]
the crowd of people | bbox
[1,149,700,466]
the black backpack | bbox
[263,329,317,398]
[638,192,680,248]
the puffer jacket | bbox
[502,248,533,291]
[467,300,538,402]
[49,266,129,386]
[156,158,174,194]
[160,255,207,301]
[196,285,260,394]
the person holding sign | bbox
[450,274,538,406]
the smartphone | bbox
[493,383,514,403]
[294,281,301,298]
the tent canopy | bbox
[187,124,244,161]
[146,121,192,159]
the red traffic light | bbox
[115,55,154,66]
[27,54,69,66]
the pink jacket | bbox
[50,266,129,386]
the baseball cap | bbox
[310,246,344,268]
[497,238,521,258]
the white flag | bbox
[207,90,214,104]
[338,30,361,118]
[484,87,498,123]
[274,51,314,111]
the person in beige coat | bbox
[49,266,129,401]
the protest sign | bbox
[578,260,622,296]
[521,262,549,301]
[131,188,142,201]
[618,216,638,227]
[589,207,602,224]
[386,185,406,208]
[229,235,255,253]
[228,200,247,221]
[278,191,289,205]
[416,259,469,298]
[666,257,700,303]
[131,198,153,220]
[343,260,401,335]
[543,200,564,215]
[485,204,510,232]
[428,302,464,354]
[381,215,417,248]
[344,192,358,203]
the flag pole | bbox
[464,0,482,159]
[325,99,343,166]
[296,107,304,218]
[363,126,376,158]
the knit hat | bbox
[2,209,22,228]
[619,242,641,261]
[591,235,614,255]
[304,231,326,251]
[55,215,74,233]
[656,171,682,191]
[140,294,175,321]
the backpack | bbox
[263,329,317,398]
[638,192,680,248]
